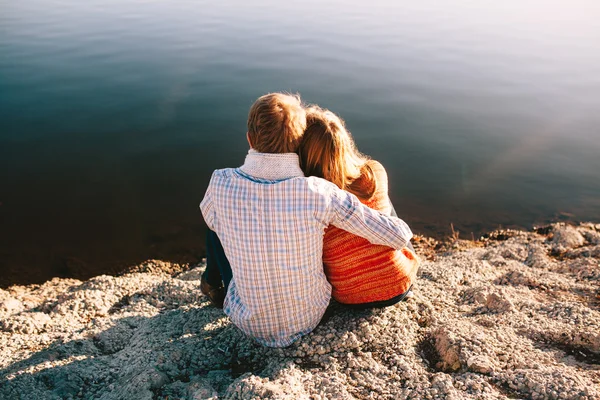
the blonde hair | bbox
[247,93,307,154]
[298,106,376,200]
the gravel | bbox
[1,223,599,399]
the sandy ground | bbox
[1,222,599,400]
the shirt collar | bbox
[239,149,305,181]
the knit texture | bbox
[323,161,420,304]
[239,149,304,180]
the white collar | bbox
[239,149,305,181]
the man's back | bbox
[202,153,337,347]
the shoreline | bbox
[0,215,584,290]
[1,222,599,399]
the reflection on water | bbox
[1,0,599,286]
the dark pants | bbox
[202,229,233,291]
[343,285,413,310]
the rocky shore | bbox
[1,223,599,399]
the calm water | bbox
[1,0,599,286]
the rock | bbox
[432,328,461,372]
[472,287,490,305]
[552,225,585,249]
[579,227,600,245]
[467,355,494,373]
[0,297,23,314]
[525,244,554,269]
[93,322,134,354]
[485,290,515,313]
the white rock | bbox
[552,225,585,249]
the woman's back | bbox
[323,160,419,304]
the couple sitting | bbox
[200,93,419,347]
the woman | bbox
[298,106,419,308]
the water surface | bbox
[1,0,599,286]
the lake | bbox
[1,0,599,286]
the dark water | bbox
[1,0,599,286]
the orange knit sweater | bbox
[322,161,419,304]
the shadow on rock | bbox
[0,305,252,399]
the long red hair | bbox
[298,106,376,200]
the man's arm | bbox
[327,184,412,249]
[199,174,217,231]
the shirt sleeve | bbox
[199,173,217,231]
[327,184,412,249]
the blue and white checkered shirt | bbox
[200,150,412,347]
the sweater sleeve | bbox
[369,160,388,195]
[367,160,393,216]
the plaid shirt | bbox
[200,150,412,347]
